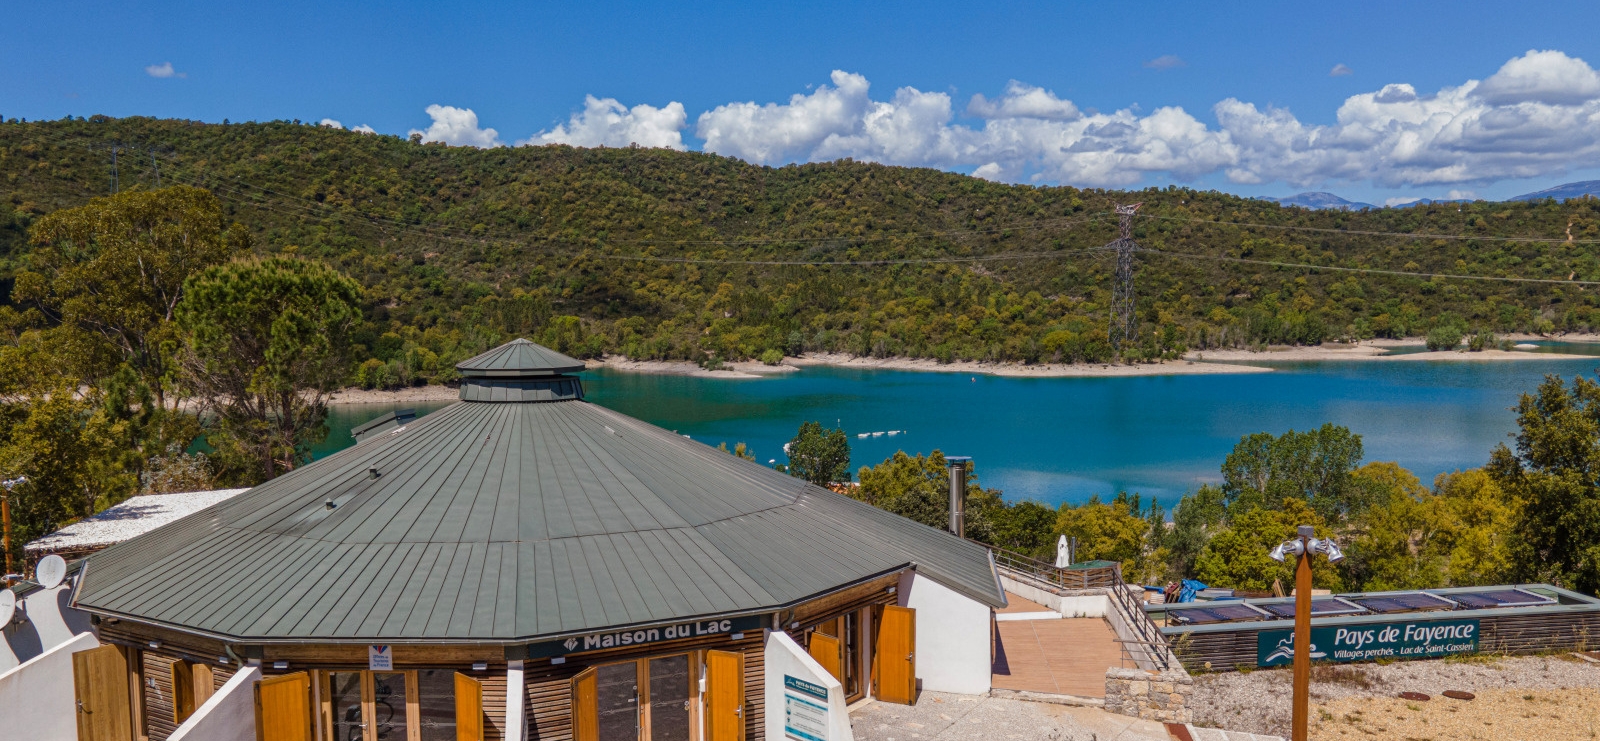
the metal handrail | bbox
[990,545,1172,672]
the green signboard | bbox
[1257,619,1479,667]
[520,614,767,660]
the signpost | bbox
[783,675,830,741]
[1257,619,1480,667]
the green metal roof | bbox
[456,338,585,377]
[72,341,1003,643]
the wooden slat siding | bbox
[524,632,766,740]
[791,590,898,636]
[143,651,179,741]
[790,574,900,627]
[261,644,506,664]
[1168,611,1600,672]
[480,673,507,741]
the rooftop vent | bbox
[351,409,417,442]
[454,338,586,403]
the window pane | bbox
[596,662,639,741]
[330,673,364,741]
[417,669,456,741]
[372,672,409,741]
[844,611,860,697]
[648,656,691,741]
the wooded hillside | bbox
[5,116,1600,381]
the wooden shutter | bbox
[874,606,916,705]
[571,667,598,741]
[254,671,312,741]
[807,633,842,682]
[73,644,133,741]
[455,672,484,741]
[193,663,216,709]
[704,650,744,741]
[169,660,196,723]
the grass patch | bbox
[1311,665,1376,690]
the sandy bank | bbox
[328,385,461,404]
[1189,340,1592,363]
[587,356,802,379]
[788,352,1271,377]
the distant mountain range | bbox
[1508,180,1600,202]
[1269,181,1600,211]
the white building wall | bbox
[763,631,854,741]
[169,666,262,741]
[0,631,99,741]
[896,572,992,695]
[2,581,95,671]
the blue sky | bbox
[7,1,1600,204]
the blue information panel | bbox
[1257,619,1479,666]
[783,675,830,741]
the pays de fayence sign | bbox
[1256,619,1479,667]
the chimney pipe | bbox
[946,456,971,538]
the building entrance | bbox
[574,651,707,741]
[317,668,481,741]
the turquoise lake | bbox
[316,344,1600,509]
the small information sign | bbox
[783,675,829,741]
[1257,619,1479,667]
[368,645,394,671]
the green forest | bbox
[6,116,1600,383]
[4,115,1600,598]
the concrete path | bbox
[850,691,1172,741]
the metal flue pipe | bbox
[946,456,971,538]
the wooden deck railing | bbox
[990,546,1173,672]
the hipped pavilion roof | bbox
[72,340,1004,644]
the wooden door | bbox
[807,633,841,682]
[874,606,916,705]
[255,671,312,741]
[704,650,744,741]
[572,667,598,741]
[193,663,216,708]
[455,672,483,741]
[73,644,132,741]
[170,659,197,723]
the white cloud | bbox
[967,81,1080,121]
[696,69,1234,187]
[1330,64,1353,77]
[419,48,1600,191]
[322,119,376,134]
[1475,49,1600,105]
[409,104,501,147]
[1144,55,1186,70]
[1385,197,1422,207]
[527,96,687,149]
[145,62,184,79]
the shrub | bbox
[1425,325,1463,351]
[759,348,784,365]
[1467,331,1496,352]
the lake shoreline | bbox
[324,336,1600,404]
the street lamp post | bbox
[2,476,27,580]
[1268,524,1344,741]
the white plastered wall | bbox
[896,572,992,695]
[764,631,854,741]
[0,631,99,741]
[169,665,262,741]
[2,581,95,672]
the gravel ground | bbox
[849,691,1169,741]
[1314,687,1600,741]
[1191,655,1600,738]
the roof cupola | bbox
[454,338,586,402]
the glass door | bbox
[647,655,693,741]
[329,672,366,741]
[371,672,410,740]
[595,662,641,741]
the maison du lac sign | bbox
[1257,619,1479,667]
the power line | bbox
[1143,248,1600,286]
[1140,213,1600,245]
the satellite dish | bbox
[0,590,13,625]
[35,555,67,590]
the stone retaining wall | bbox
[1103,667,1193,724]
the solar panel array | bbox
[1159,587,1566,626]
[1255,597,1365,619]
[1446,588,1556,609]
[1168,603,1267,625]
[1348,592,1457,614]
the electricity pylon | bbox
[1109,203,1142,351]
